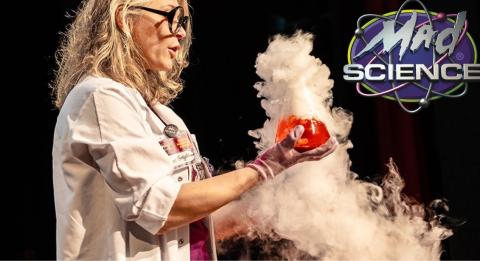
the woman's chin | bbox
[150,60,173,72]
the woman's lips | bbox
[168,48,176,58]
[168,46,179,58]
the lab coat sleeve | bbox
[84,85,181,235]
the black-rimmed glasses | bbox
[132,6,189,34]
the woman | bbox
[51,0,338,260]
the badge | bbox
[194,162,206,181]
[164,124,179,138]
[159,131,195,170]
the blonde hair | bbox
[51,0,192,109]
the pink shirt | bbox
[190,220,211,260]
[189,165,212,260]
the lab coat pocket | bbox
[171,166,190,184]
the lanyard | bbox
[147,103,170,130]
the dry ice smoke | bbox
[216,31,452,260]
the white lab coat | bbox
[52,75,217,260]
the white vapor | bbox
[216,31,452,260]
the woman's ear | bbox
[115,5,125,32]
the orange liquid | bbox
[276,115,330,152]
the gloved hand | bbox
[246,125,338,180]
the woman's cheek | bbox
[152,48,173,71]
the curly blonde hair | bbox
[51,0,192,109]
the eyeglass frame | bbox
[132,6,189,34]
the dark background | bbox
[7,0,480,259]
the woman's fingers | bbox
[311,144,337,160]
[301,137,337,157]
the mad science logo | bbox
[344,0,479,113]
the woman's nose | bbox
[176,26,186,41]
